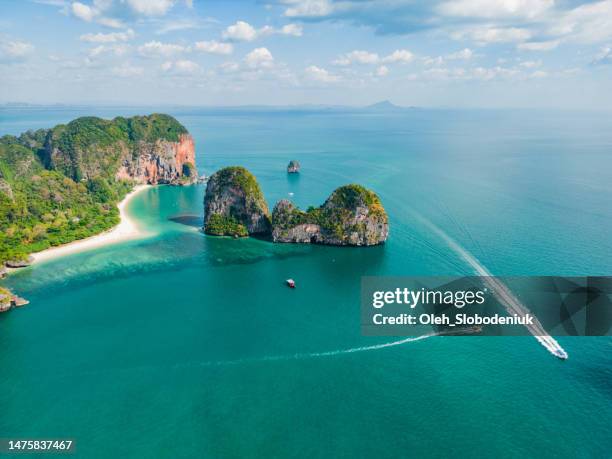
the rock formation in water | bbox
[287,160,300,173]
[203,166,271,236]
[272,184,388,246]
[0,287,28,313]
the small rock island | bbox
[287,160,300,173]
[203,166,271,237]
[204,167,388,246]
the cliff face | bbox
[204,167,271,236]
[44,114,197,185]
[272,184,388,246]
[116,134,196,185]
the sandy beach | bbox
[29,185,151,264]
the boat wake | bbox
[411,212,568,360]
[180,333,438,369]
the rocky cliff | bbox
[204,166,271,236]
[115,133,196,185]
[44,114,197,185]
[272,184,388,246]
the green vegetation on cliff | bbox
[205,214,249,237]
[0,113,187,265]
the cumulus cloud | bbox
[89,43,129,57]
[283,0,335,18]
[161,59,201,74]
[222,21,258,42]
[333,50,380,66]
[244,47,274,68]
[517,40,559,51]
[138,40,189,57]
[194,40,233,55]
[80,28,134,43]
[222,20,303,42]
[71,1,96,21]
[304,64,340,82]
[111,62,144,77]
[0,39,35,62]
[375,65,389,76]
[381,49,414,64]
[438,0,554,19]
[452,26,532,44]
[446,48,473,60]
[124,0,175,16]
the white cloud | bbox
[138,41,189,57]
[375,65,389,76]
[423,55,444,66]
[71,1,96,21]
[124,0,175,16]
[0,40,35,61]
[283,0,335,18]
[447,48,473,60]
[334,50,379,66]
[530,70,548,78]
[548,0,612,44]
[592,46,612,65]
[519,59,541,68]
[279,24,303,37]
[111,62,144,77]
[194,40,233,55]
[161,59,200,74]
[453,26,532,44]
[517,40,560,51]
[89,43,129,57]
[244,47,274,68]
[304,65,340,82]
[438,0,554,19]
[222,21,303,42]
[382,49,414,64]
[222,21,258,42]
[80,28,134,43]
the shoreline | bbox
[21,184,151,267]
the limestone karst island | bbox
[203,166,389,245]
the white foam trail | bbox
[184,333,438,369]
[411,212,568,359]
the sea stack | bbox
[287,160,300,173]
[272,184,388,246]
[203,166,271,236]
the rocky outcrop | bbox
[44,114,197,185]
[0,266,7,279]
[204,167,271,236]
[115,134,197,185]
[5,255,34,268]
[287,160,300,173]
[272,184,388,246]
[0,287,29,313]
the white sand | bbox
[29,185,151,264]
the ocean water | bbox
[1,106,611,458]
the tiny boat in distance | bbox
[552,348,568,360]
[286,279,296,288]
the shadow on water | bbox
[168,213,204,228]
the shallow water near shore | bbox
[1,107,612,458]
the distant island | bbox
[0,113,196,308]
[203,166,388,246]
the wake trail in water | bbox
[178,333,438,369]
[409,211,568,359]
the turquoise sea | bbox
[1,106,611,458]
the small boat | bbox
[552,348,568,360]
[286,279,296,288]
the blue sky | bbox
[1,0,611,107]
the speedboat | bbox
[286,279,296,288]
